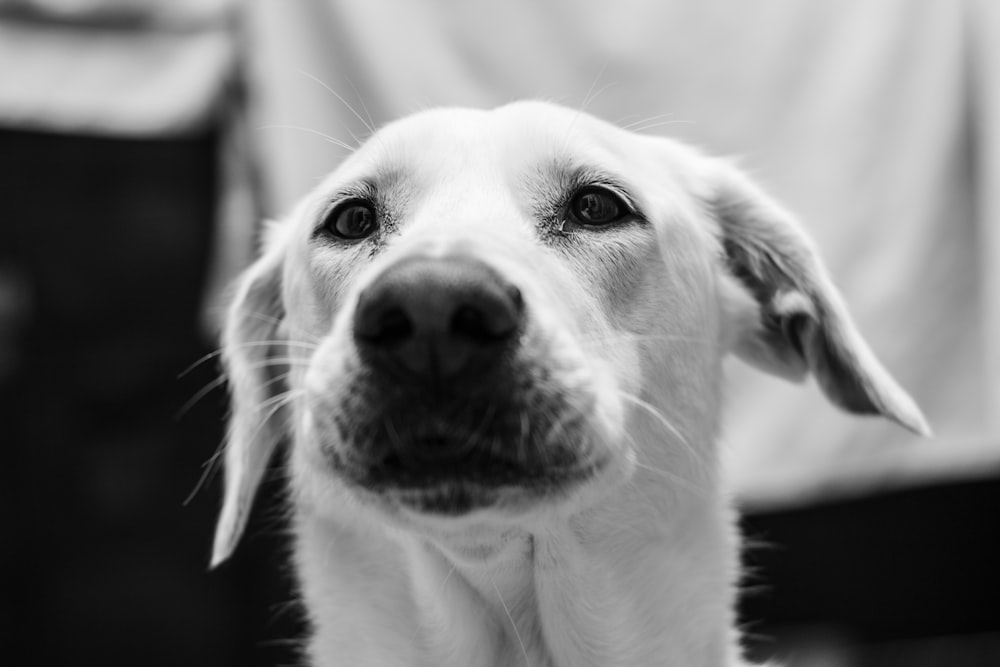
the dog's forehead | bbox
[373,102,599,162]
[331,102,691,200]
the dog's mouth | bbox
[329,431,602,516]
[369,440,539,487]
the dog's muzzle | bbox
[316,255,601,515]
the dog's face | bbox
[285,104,714,523]
[212,102,927,564]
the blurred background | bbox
[1,1,997,665]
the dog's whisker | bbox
[620,429,705,500]
[620,111,679,131]
[467,400,500,458]
[189,359,306,404]
[382,414,407,459]
[583,80,620,110]
[227,339,320,350]
[236,389,306,462]
[492,579,530,667]
[240,310,321,344]
[613,112,642,124]
[256,388,307,415]
[184,444,227,506]
[258,123,357,152]
[438,562,458,596]
[629,119,697,134]
[631,460,706,497]
[178,363,304,417]
[616,391,709,475]
[186,347,313,420]
[579,59,611,112]
[245,356,312,367]
[176,373,230,418]
[261,371,294,390]
[407,559,462,647]
[296,69,375,140]
[344,75,378,136]
[179,340,320,378]
[561,59,611,154]
[179,351,225,378]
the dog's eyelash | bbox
[564,168,639,211]
[339,180,379,202]
[578,180,638,215]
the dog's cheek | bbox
[525,238,652,430]
[597,233,662,326]
[286,421,357,520]
[526,307,632,467]
[304,243,372,329]
[302,331,367,455]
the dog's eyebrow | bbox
[328,179,379,203]
[328,165,408,203]
[569,167,638,210]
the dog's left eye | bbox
[568,187,629,227]
[323,200,378,240]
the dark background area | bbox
[0,128,302,667]
[1,126,996,666]
[740,478,1000,667]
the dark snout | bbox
[330,255,595,512]
[353,256,524,385]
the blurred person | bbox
[0,1,298,665]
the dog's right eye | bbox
[323,201,378,240]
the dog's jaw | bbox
[293,414,741,667]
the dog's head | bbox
[211,102,927,565]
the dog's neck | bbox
[295,430,743,667]
[408,489,739,667]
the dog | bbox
[210,101,929,666]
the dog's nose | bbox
[353,256,523,382]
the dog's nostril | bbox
[508,284,524,314]
[361,306,413,345]
[354,284,417,346]
[451,302,516,342]
[451,305,488,341]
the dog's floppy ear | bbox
[211,225,289,567]
[707,162,930,435]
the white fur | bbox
[211,101,928,666]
